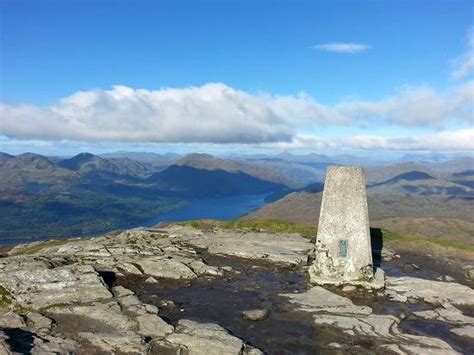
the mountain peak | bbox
[58,152,102,171]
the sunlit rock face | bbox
[309,166,381,287]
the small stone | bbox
[159,300,176,308]
[241,309,269,321]
[445,276,455,282]
[144,304,159,314]
[145,276,158,283]
[467,269,474,280]
[328,342,342,348]
[112,286,134,298]
[424,296,439,305]
[342,285,357,293]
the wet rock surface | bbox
[0,224,472,354]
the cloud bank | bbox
[1,81,472,149]
[258,128,473,152]
[311,43,370,53]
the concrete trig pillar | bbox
[309,166,384,288]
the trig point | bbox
[309,166,384,289]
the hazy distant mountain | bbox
[0,152,14,160]
[176,153,297,187]
[100,151,181,164]
[58,153,155,178]
[0,153,78,191]
[365,163,438,184]
[433,157,474,171]
[148,164,286,198]
[450,169,474,189]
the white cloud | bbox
[1,82,472,149]
[311,43,370,53]
[255,129,474,152]
[341,128,474,151]
[337,82,474,127]
[0,83,345,144]
[452,27,474,79]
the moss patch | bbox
[182,219,317,237]
[0,285,12,308]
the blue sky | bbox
[0,0,473,156]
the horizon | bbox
[2,149,473,164]
[1,0,473,156]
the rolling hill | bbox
[0,152,289,241]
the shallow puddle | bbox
[118,254,349,353]
[116,251,473,354]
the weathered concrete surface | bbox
[309,166,375,285]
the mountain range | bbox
[1,150,473,244]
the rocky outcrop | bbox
[0,226,268,354]
[282,286,459,354]
[0,261,112,309]
[0,224,473,353]
[165,225,313,265]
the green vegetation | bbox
[0,285,12,308]
[382,228,474,253]
[182,219,317,236]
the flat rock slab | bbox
[282,286,372,315]
[160,319,261,355]
[386,276,474,306]
[135,256,197,280]
[165,225,313,265]
[0,262,112,309]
